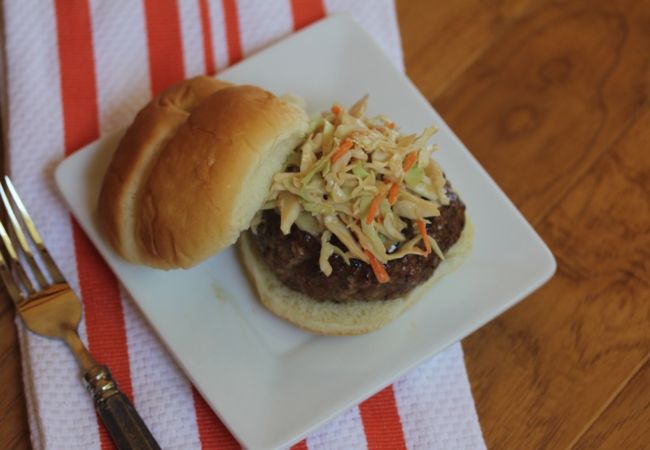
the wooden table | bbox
[2,1,649,448]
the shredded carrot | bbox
[331,106,341,116]
[331,140,354,163]
[403,152,418,173]
[416,219,431,256]
[388,182,400,205]
[364,250,390,283]
[387,122,395,129]
[366,190,389,225]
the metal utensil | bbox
[0,176,160,450]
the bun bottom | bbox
[237,218,474,336]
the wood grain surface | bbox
[1,1,649,448]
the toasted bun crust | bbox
[238,218,474,336]
[98,77,309,269]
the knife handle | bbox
[85,365,161,450]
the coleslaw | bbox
[254,96,450,283]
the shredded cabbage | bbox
[267,96,450,279]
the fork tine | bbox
[4,176,66,284]
[0,181,49,288]
[0,235,24,303]
[0,219,32,300]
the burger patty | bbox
[251,184,466,303]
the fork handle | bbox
[85,366,161,450]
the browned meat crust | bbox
[251,184,466,303]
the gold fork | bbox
[0,176,160,450]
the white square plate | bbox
[55,15,555,450]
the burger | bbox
[97,76,474,336]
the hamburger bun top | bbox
[98,77,310,269]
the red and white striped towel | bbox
[1,1,486,448]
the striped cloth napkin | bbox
[1,0,486,448]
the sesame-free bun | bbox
[98,76,310,269]
[238,218,474,336]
